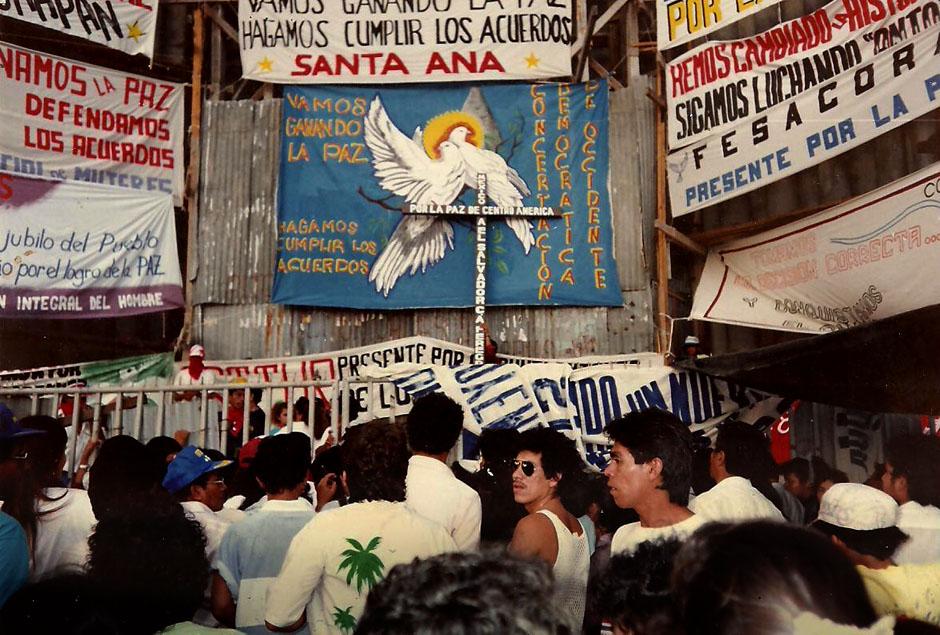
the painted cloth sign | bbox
[0,174,183,319]
[690,162,940,333]
[0,352,174,388]
[0,41,185,205]
[238,0,572,84]
[273,82,622,309]
[658,0,784,50]
[667,0,930,150]
[0,0,158,59]
[669,15,940,217]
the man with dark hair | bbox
[404,393,481,550]
[311,446,346,512]
[508,427,589,632]
[782,456,818,523]
[882,435,940,564]
[265,421,456,634]
[603,409,704,556]
[211,434,314,633]
[689,420,784,522]
[355,551,569,634]
[87,436,164,521]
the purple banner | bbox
[0,285,183,319]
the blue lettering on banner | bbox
[454,365,540,429]
[625,380,668,413]
[668,371,724,424]
[583,442,609,471]
[926,74,940,101]
[392,368,440,399]
[532,377,573,431]
[568,375,622,436]
[685,147,791,207]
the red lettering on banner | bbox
[0,174,13,201]
[291,53,410,77]
[0,47,87,96]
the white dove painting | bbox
[362,95,534,297]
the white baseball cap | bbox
[817,483,899,530]
[189,344,205,358]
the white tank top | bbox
[538,509,590,632]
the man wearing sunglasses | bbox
[508,427,590,633]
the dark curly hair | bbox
[342,421,410,503]
[516,427,587,508]
[605,410,692,506]
[406,392,464,455]
[355,550,570,634]
[86,492,209,634]
[252,432,311,495]
[88,436,164,521]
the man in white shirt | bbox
[603,409,705,555]
[882,434,940,564]
[690,420,785,522]
[265,421,456,634]
[404,393,481,550]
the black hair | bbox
[516,427,587,507]
[252,433,310,495]
[19,415,67,486]
[271,401,288,424]
[885,435,940,506]
[355,551,570,634]
[478,428,521,465]
[811,521,909,561]
[590,540,682,635]
[406,392,464,455]
[86,493,209,634]
[342,421,410,503]
[0,573,123,634]
[690,447,716,496]
[88,436,164,521]
[144,435,182,464]
[781,457,811,483]
[605,409,693,506]
[311,445,344,483]
[673,521,877,634]
[249,388,263,404]
[293,396,309,421]
[714,420,784,513]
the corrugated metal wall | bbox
[191,83,659,360]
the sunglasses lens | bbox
[513,460,535,477]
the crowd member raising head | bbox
[603,409,703,556]
[211,434,315,633]
[690,420,784,522]
[265,421,456,634]
[87,435,164,521]
[672,521,884,634]
[405,392,482,550]
[881,435,940,564]
[508,427,590,633]
[356,551,570,635]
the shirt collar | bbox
[409,454,452,475]
[181,500,214,515]
[260,498,314,513]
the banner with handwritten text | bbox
[273,81,622,309]
[0,0,158,58]
[658,0,784,50]
[0,42,185,205]
[0,174,183,319]
[238,0,572,83]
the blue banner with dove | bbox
[273,81,622,309]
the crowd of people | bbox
[0,393,939,634]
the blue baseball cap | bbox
[0,405,46,441]
[162,446,232,494]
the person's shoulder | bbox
[610,521,641,553]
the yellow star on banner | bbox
[524,53,540,68]
[258,57,274,73]
[126,21,144,43]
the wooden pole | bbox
[655,60,669,355]
[178,7,205,353]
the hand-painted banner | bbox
[0,0,158,59]
[0,353,174,388]
[238,0,572,84]
[0,42,185,205]
[666,0,932,150]
[690,163,940,333]
[669,18,940,216]
[658,0,784,50]
[273,82,622,309]
[0,174,183,319]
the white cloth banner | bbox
[666,0,931,150]
[0,174,183,319]
[657,0,784,50]
[238,0,572,83]
[690,162,940,333]
[669,15,940,217]
[0,41,185,205]
[0,0,158,59]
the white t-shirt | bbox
[265,500,457,634]
[894,501,940,564]
[405,455,482,550]
[181,500,231,564]
[172,369,222,451]
[611,513,706,556]
[690,476,785,523]
[32,487,97,581]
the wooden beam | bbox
[645,88,665,110]
[203,4,238,43]
[571,0,630,55]
[656,220,707,257]
[575,5,598,82]
[688,197,851,246]
[655,62,670,354]
[589,59,624,90]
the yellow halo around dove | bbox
[422,111,484,159]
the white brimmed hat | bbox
[817,483,899,530]
[189,344,205,358]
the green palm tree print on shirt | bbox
[337,536,385,594]
[332,605,356,633]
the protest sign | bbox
[0,352,174,388]
[273,81,622,309]
[0,0,158,58]
[0,174,183,319]
[669,15,940,217]
[238,0,572,84]
[666,0,931,150]
[690,163,940,333]
[657,0,784,50]
[0,42,185,205]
